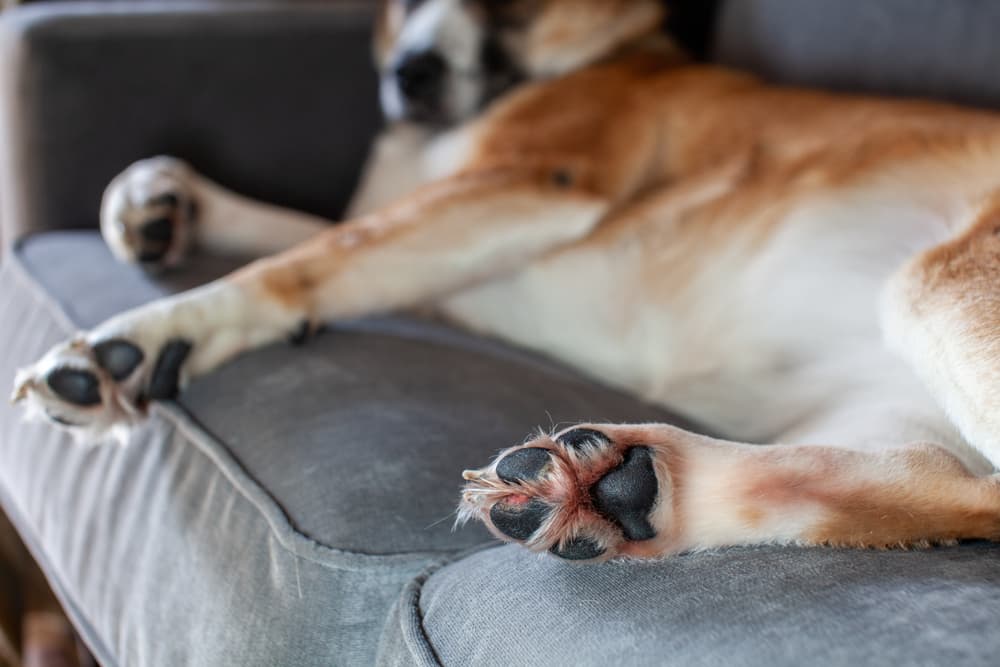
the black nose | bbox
[394,50,446,106]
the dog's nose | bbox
[394,50,446,106]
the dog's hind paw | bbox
[460,425,672,562]
[100,156,198,271]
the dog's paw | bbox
[11,314,194,441]
[100,156,198,270]
[460,426,671,562]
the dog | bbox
[12,0,1000,562]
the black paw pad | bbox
[557,427,610,451]
[140,217,174,243]
[93,339,144,381]
[490,498,550,541]
[550,536,606,561]
[47,368,101,406]
[590,446,658,541]
[496,447,552,483]
[147,339,192,400]
[137,218,173,263]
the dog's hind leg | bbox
[13,165,610,437]
[882,192,1000,470]
[460,423,1000,561]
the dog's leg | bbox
[12,166,609,437]
[882,193,1000,469]
[100,156,332,269]
[460,423,1000,561]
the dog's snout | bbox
[394,50,446,106]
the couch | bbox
[2,1,1000,665]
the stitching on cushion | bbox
[0,480,121,667]
[6,247,478,572]
[382,544,500,666]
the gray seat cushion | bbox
[0,232,676,665]
[380,542,1000,666]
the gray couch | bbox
[2,1,1000,665]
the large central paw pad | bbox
[461,426,665,562]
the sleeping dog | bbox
[13,0,1000,561]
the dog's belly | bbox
[439,176,975,451]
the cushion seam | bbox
[383,544,502,666]
[0,483,120,667]
[7,247,487,572]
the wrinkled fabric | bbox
[380,542,1000,667]
[1,233,677,665]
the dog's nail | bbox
[10,381,29,404]
[287,319,313,346]
[462,469,483,481]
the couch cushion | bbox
[0,232,677,665]
[714,0,1000,109]
[380,542,1000,666]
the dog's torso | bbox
[19,1,1000,557]
[352,55,1000,470]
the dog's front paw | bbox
[460,426,670,562]
[11,316,194,441]
[101,156,198,271]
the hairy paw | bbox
[11,324,193,441]
[101,156,198,270]
[460,426,671,562]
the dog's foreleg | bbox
[13,166,608,437]
[100,156,333,269]
[460,423,1000,561]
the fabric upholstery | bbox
[1,232,677,664]
[5,1,1000,666]
[380,542,1000,666]
[715,0,1000,109]
[0,2,380,247]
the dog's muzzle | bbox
[392,49,447,119]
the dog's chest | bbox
[440,175,963,442]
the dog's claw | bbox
[10,378,29,405]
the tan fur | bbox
[16,0,1000,558]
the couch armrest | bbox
[0,1,381,248]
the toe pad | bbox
[46,368,101,406]
[550,536,606,561]
[490,498,550,541]
[496,447,552,483]
[147,339,192,400]
[94,339,144,381]
[557,427,610,451]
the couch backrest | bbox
[714,0,1000,109]
[0,3,381,247]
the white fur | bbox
[379,0,485,124]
